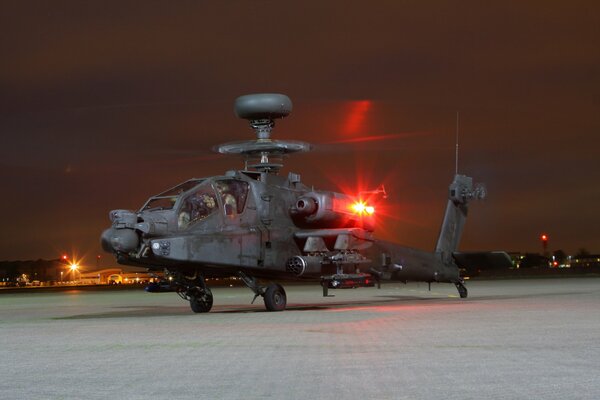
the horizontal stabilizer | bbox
[452,251,513,270]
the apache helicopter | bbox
[101,93,509,313]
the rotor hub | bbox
[249,118,275,140]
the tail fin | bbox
[435,175,485,260]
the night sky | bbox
[1,1,599,263]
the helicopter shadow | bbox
[218,295,453,313]
[55,294,459,320]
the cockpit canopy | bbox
[140,178,250,230]
[140,179,204,212]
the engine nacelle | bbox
[294,196,318,216]
[290,191,374,231]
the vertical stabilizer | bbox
[435,175,485,260]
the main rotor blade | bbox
[311,131,432,153]
[322,131,426,145]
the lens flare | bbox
[351,201,375,215]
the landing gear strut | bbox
[238,271,287,311]
[455,279,468,298]
[171,271,214,313]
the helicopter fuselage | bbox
[102,169,458,285]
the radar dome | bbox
[234,93,292,120]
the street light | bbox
[541,234,549,256]
[70,263,79,283]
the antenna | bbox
[359,185,387,199]
[455,111,459,175]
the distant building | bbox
[0,259,64,284]
[79,268,123,284]
[569,255,600,268]
[0,259,156,286]
[78,268,158,285]
[508,252,550,268]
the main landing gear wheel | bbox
[263,284,287,311]
[189,287,213,313]
[238,272,287,312]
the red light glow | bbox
[342,100,372,137]
[351,201,375,216]
[319,164,407,239]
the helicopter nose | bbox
[101,228,140,253]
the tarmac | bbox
[1,278,599,400]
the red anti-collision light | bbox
[351,201,375,215]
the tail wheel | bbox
[264,284,286,311]
[190,287,213,313]
[455,281,468,299]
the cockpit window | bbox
[178,182,219,229]
[215,179,249,216]
[143,197,178,211]
[157,179,204,197]
[141,179,204,212]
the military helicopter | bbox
[101,93,509,313]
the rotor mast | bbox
[215,93,311,173]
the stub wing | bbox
[294,228,374,252]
